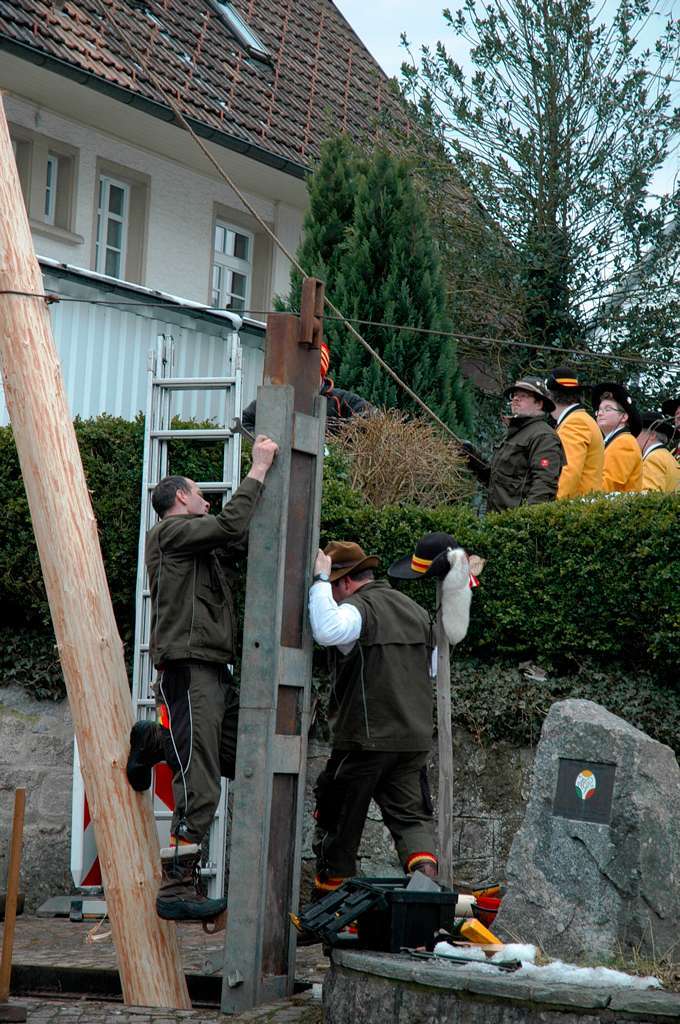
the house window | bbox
[44,154,59,225]
[95,176,129,279]
[209,1,270,60]
[7,123,77,236]
[211,221,253,313]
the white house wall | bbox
[2,84,305,308]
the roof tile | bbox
[0,0,406,169]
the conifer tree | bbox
[280,134,364,317]
[334,149,472,432]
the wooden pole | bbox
[0,789,26,1007]
[436,583,453,887]
[222,283,326,1012]
[0,97,190,1009]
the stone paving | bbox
[1,916,327,1022]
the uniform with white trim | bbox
[642,444,680,492]
[602,428,642,492]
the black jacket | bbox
[241,380,372,432]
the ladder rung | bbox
[150,429,234,440]
[135,699,156,707]
[145,482,234,493]
[151,377,237,389]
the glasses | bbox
[597,404,624,415]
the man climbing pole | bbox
[126,434,278,921]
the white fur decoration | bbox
[441,547,472,646]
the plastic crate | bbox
[356,878,457,953]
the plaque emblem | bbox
[575,769,597,800]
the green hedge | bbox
[1,416,678,707]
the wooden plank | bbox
[0,790,25,1004]
[436,582,453,887]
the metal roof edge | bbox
[1,37,308,182]
[38,256,266,335]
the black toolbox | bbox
[297,877,457,952]
[356,878,457,952]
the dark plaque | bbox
[552,758,616,824]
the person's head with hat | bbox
[313,540,379,603]
[545,367,585,421]
[637,411,675,453]
[503,376,555,419]
[661,395,680,436]
[592,381,642,438]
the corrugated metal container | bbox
[0,261,265,426]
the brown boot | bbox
[156,844,228,922]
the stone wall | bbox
[0,685,534,910]
[324,951,680,1024]
[0,686,73,911]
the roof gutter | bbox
[0,37,308,181]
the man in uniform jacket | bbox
[545,367,604,498]
[592,382,642,493]
[308,541,438,896]
[661,395,680,463]
[464,376,565,513]
[637,412,680,492]
[126,434,278,922]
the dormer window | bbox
[209,1,270,61]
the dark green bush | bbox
[0,417,678,715]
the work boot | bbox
[126,720,165,792]
[156,844,228,922]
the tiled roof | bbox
[0,0,408,174]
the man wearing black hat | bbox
[592,382,642,492]
[464,376,565,513]
[661,396,680,464]
[307,540,438,897]
[637,413,680,492]
[545,368,604,498]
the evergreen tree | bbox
[279,134,364,318]
[334,149,472,432]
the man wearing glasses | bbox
[592,382,642,493]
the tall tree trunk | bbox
[0,98,190,1010]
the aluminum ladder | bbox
[131,330,243,899]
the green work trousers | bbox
[158,660,238,844]
[312,749,435,878]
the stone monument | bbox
[495,699,680,960]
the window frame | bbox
[95,174,130,279]
[211,218,254,314]
[44,153,59,226]
[7,122,79,239]
[91,159,149,285]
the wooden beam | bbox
[222,291,326,1012]
[436,585,453,887]
[0,789,26,1012]
[0,97,190,1010]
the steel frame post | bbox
[221,287,326,1012]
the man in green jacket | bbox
[127,433,277,922]
[464,376,565,513]
[308,541,437,898]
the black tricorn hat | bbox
[640,411,674,442]
[388,532,460,581]
[661,395,680,418]
[545,367,586,392]
[591,382,642,437]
